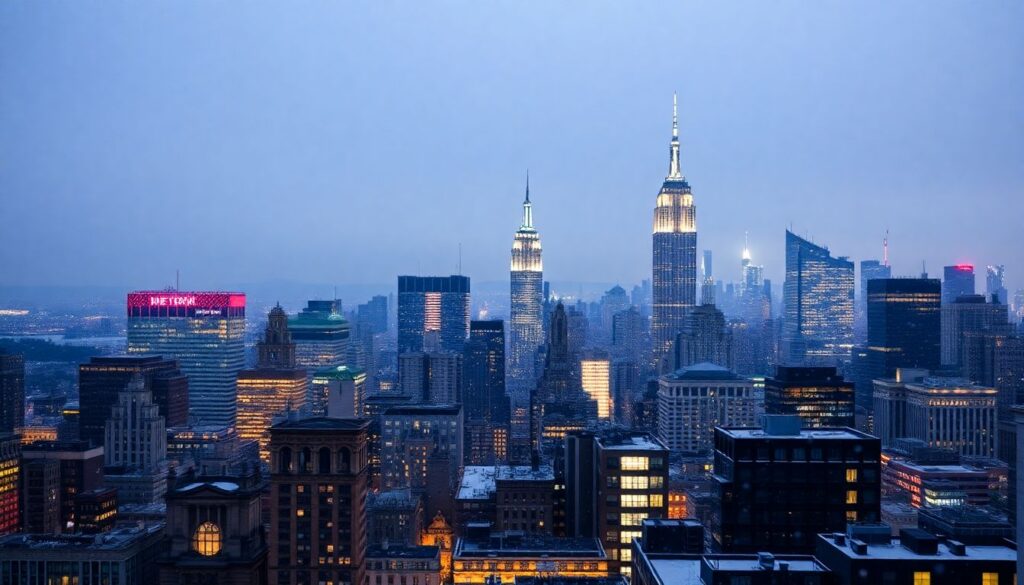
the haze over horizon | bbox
[2,1,1022,294]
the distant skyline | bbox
[2,2,1022,295]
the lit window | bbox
[982,573,998,585]
[620,531,642,544]
[846,511,858,522]
[621,494,649,508]
[914,572,930,585]
[846,468,858,482]
[846,490,858,504]
[620,512,645,526]
[621,476,649,490]
[621,457,649,471]
[192,521,222,556]
[650,494,664,508]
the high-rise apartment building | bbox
[658,363,759,454]
[782,231,855,364]
[652,94,698,370]
[509,179,544,394]
[268,418,369,585]
[126,291,246,428]
[864,278,941,409]
[765,365,855,428]
[289,299,350,374]
[711,416,881,553]
[237,306,308,461]
[0,350,24,434]
[78,355,188,447]
[943,264,975,304]
[397,276,470,354]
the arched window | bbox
[338,447,351,474]
[279,447,292,474]
[318,447,332,474]
[301,448,313,472]
[192,521,222,556]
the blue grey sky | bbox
[2,1,1022,296]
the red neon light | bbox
[127,291,246,310]
[953,264,973,271]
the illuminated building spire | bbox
[521,170,533,229]
[742,231,752,263]
[667,92,682,180]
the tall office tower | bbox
[782,231,855,364]
[398,352,463,405]
[0,350,24,434]
[463,320,509,464]
[765,365,855,428]
[565,430,669,577]
[509,179,544,394]
[729,318,776,377]
[599,286,630,343]
[127,291,246,428]
[864,278,941,410]
[532,303,594,450]
[237,306,308,462]
[0,434,18,535]
[672,304,734,371]
[159,468,268,585]
[22,458,60,534]
[739,239,770,324]
[104,375,168,504]
[79,356,188,447]
[380,405,463,493]
[987,265,1008,305]
[658,363,758,454]
[312,365,366,418]
[580,351,612,420]
[21,441,104,532]
[859,260,892,305]
[701,250,715,306]
[943,264,976,304]
[652,94,698,370]
[269,418,369,585]
[941,294,1011,369]
[398,275,471,354]
[711,416,881,553]
[611,306,648,364]
[357,295,389,335]
[289,299,350,374]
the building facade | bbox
[127,291,246,428]
[764,365,855,429]
[658,363,758,454]
[0,350,24,434]
[509,179,544,394]
[289,299,350,375]
[942,264,975,304]
[397,276,471,355]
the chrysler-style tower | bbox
[652,94,697,371]
[509,174,544,393]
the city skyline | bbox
[1,2,1022,294]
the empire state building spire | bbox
[667,92,683,180]
[522,171,533,230]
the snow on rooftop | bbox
[723,428,864,440]
[457,466,496,500]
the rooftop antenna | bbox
[458,243,463,275]
[175,269,180,291]
[883,230,889,267]
[921,260,927,279]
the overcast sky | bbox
[2,1,1022,297]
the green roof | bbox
[313,365,366,381]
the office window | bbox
[620,512,645,526]
[621,457,649,471]
[913,572,930,585]
[621,476,649,490]
[650,494,664,508]
[846,468,858,482]
[981,573,998,585]
[846,511,858,522]
[846,490,858,504]
[621,494,649,508]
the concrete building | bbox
[658,363,758,454]
[365,545,442,585]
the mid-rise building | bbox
[495,465,555,535]
[127,291,246,428]
[882,458,998,508]
[942,264,975,304]
[452,527,608,585]
[651,95,698,370]
[672,304,734,372]
[0,350,25,434]
[269,417,369,585]
[398,275,471,354]
[380,405,463,493]
[104,374,168,505]
[312,365,366,418]
[658,363,758,454]
[941,293,1011,370]
[21,457,60,534]
[367,489,423,547]
[236,306,308,461]
[711,416,881,553]
[21,440,104,532]
[74,487,118,534]
[78,355,188,447]
[399,352,463,405]
[509,179,545,394]
[903,377,998,458]
[764,365,855,428]
[289,299,350,375]
[782,230,855,364]
[365,545,441,585]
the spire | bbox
[521,170,534,229]
[667,92,682,180]
[742,231,751,262]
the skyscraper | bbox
[943,264,976,304]
[941,294,1011,370]
[672,303,734,371]
[463,320,509,464]
[0,434,20,535]
[782,231,855,364]
[288,299,350,375]
[509,178,544,394]
[652,94,698,370]
[765,365,855,428]
[397,276,471,354]
[579,351,612,420]
[236,306,308,461]
[0,350,25,434]
[987,265,1008,306]
[104,375,168,505]
[126,291,246,428]
[859,260,893,304]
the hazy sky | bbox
[2,1,1022,297]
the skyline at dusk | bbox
[2,1,1022,295]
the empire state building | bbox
[652,94,697,370]
[509,176,544,393]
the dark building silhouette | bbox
[21,440,104,532]
[0,350,24,433]
[74,487,117,534]
[269,417,369,585]
[942,264,975,304]
[765,365,855,428]
[21,458,60,534]
[463,320,509,464]
[397,275,471,354]
[78,355,188,446]
[864,278,941,409]
[711,416,881,553]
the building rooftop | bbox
[663,362,745,382]
[313,365,366,381]
[368,489,420,510]
[718,427,869,441]
[905,378,996,394]
[703,555,827,573]
[366,545,439,559]
[596,432,668,452]
[455,534,605,559]
[888,460,989,475]
[0,523,164,553]
[818,532,1017,561]
[457,466,497,500]
[271,416,370,432]
[384,404,462,416]
[646,559,701,584]
[496,464,555,482]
